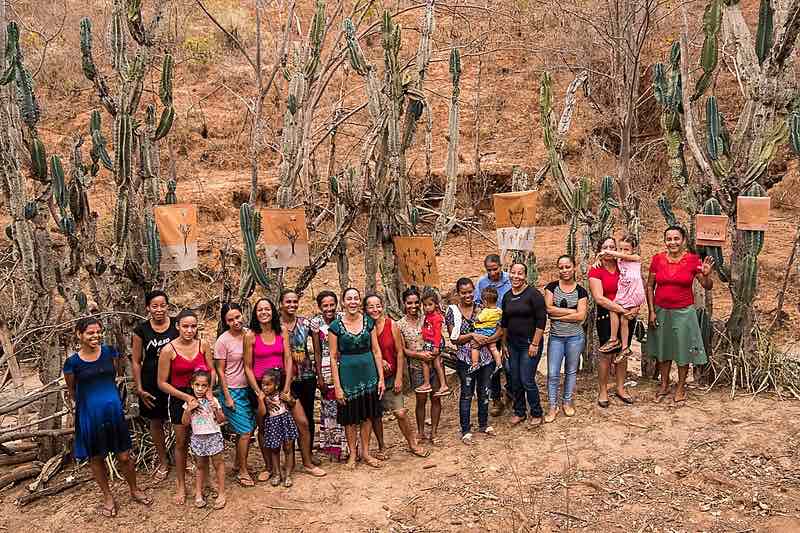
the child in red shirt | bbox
[417,288,450,396]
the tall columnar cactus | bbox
[432,48,461,252]
[700,196,730,281]
[239,203,271,292]
[693,0,722,99]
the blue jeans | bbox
[506,336,543,418]
[455,360,493,435]
[546,333,585,406]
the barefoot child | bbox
[256,368,299,488]
[181,370,227,509]
[416,288,450,396]
[598,235,645,362]
[469,287,503,375]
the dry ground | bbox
[2,374,800,532]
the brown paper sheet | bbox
[736,196,770,231]
[393,235,439,287]
[695,214,728,246]
[261,209,311,268]
[154,204,198,272]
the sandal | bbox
[194,497,207,509]
[598,339,621,353]
[615,392,634,405]
[269,474,281,487]
[654,390,670,403]
[482,426,497,436]
[509,415,526,426]
[597,399,610,408]
[131,491,153,506]
[153,467,169,482]
[283,475,293,488]
[299,465,327,477]
[238,472,256,486]
[362,456,383,468]
[256,471,271,483]
[95,503,117,518]
[415,384,432,393]
[373,450,390,461]
[433,388,453,397]
[213,496,227,510]
[461,432,474,445]
[409,446,430,457]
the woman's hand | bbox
[136,388,156,409]
[224,395,235,410]
[186,397,200,411]
[377,378,385,398]
[700,256,715,276]
[527,343,538,358]
[648,310,658,329]
[383,360,391,372]
[623,306,639,321]
[317,375,326,393]
[279,390,292,403]
[334,386,346,405]
[472,333,490,346]
[393,378,402,394]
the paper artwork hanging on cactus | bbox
[154,204,198,271]
[736,196,771,231]
[393,236,439,287]
[695,214,728,246]
[493,191,540,258]
[261,209,310,268]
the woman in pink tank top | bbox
[157,309,214,505]
[244,298,326,479]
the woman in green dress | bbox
[329,287,385,468]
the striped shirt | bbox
[545,281,588,337]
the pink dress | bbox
[614,259,646,308]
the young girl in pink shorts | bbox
[599,234,645,362]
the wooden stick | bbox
[15,475,91,506]
[0,382,63,416]
[0,410,69,436]
[0,464,42,489]
[0,451,37,466]
[0,441,37,455]
[0,427,74,445]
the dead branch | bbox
[0,463,42,489]
[0,451,37,466]
[15,475,91,506]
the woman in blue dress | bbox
[64,317,152,517]
[328,287,385,469]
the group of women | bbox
[63,224,714,516]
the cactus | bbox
[239,203,271,289]
[755,0,774,64]
[159,54,174,106]
[706,96,722,160]
[693,0,722,100]
[700,197,729,281]
[145,213,160,273]
[657,194,679,227]
[114,113,133,185]
[790,111,800,154]
[29,137,47,181]
[165,179,177,204]
[743,183,766,255]
[154,106,175,140]
[50,155,67,209]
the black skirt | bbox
[336,388,382,426]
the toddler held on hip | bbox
[256,368,299,488]
[598,234,645,362]
[417,288,451,396]
[469,287,503,375]
[181,369,227,510]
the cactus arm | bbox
[693,0,722,100]
[79,18,116,115]
[755,0,774,64]
[239,203,272,289]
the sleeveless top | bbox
[377,318,397,378]
[253,332,284,381]
[168,341,208,388]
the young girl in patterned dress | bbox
[181,370,227,509]
[256,368,299,488]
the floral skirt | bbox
[190,432,224,457]
[318,389,348,460]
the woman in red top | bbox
[646,226,714,403]
[588,237,636,408]
[364,294,429,459]
[157,309,214,505]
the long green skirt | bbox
[647,305,707,366]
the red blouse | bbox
[421,310,444,348]
[649,252,702,309]
[377,318,397,378]
[588,265,620,301]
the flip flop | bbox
[153,467,169,482]
[95,503,117,518]
[615,393,634,405]
[299,465,327,477]
[174,492,186,505]
[255,471,271,483]
[654,391,670,403]
[373,450,390,461]
[597,400,610,408]
[433,388,453,397]
[362,457,383,469]
[673,394,687,404]
[194,497,207,509]
[131,492,153,506]
[283,475,293,488]
[213,496,227,510]
[409,446,430,458]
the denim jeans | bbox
[506,336,543,418]
[489,362,510,401]
[546,333,585,406]
[455,360,493,435]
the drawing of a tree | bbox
[178,223,191,255]
[278,222,301,256]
